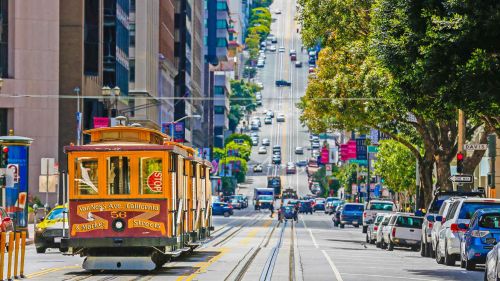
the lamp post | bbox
[169,115,202,142]
[102,86,120,117]
[73,87,82,145]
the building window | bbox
[214,106,225,114]
[129,59,135,82]
[140,157,163,194]
[0,0,8,78]
[216,20,227,29]
[130,0,136,12]
[129,23,135,47]
[0,108,7,136]
[84,0,99,75]
[216,1,228,11]
[185,58,192,76]
[186,30,192,49]
[107,156,130,195]
[216,38,227,47]
[75,157,99,195]
[214,86,225,96]
[186,1,192,22]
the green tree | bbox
[374,139,416,196]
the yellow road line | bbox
[27,265,80,279]
[175,247,230,281]
[240,219,273,246]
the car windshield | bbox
[214,203,227,207]
[374,216,385,225]
[344,205,364,211]
[429,195,454,213]
[459,202,500,219]
[369,202,394,211]
[259,195,273,201]
[396,216,423,228]
[478,214,500,229]
[47,208,67,220]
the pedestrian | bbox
[278,207,283,222]
[293,204,299,222]
[269,203,274,218]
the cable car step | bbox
[165,250,183,257]
[83,256,155,271]
[188,242,202,248]
[180,247,191,252]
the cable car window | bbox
[140,157,163,194]
[107,156,130,195]
[75,157,99,195]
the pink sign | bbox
[321,147,330,164]
[93,117,109,128]
[340,140,357,161]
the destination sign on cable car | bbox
[147,172,163,192]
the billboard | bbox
[5,145,29,228]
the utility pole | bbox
[457,109,466,162]
[488,134,496,198]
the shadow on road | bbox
[406,268,483,280]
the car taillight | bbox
[363,212,367,217]
[428,222,434,229]
[392,227,396,237]
[471,230,489,238]
[450,223,467,233]
[228,203,233,208]
[374,226,378,231]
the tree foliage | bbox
[374,140,416,194]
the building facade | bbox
[0,0,60,204]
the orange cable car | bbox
[60,125,212,270]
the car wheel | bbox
[387,240,394,251]
[465,257,476,271]
[429,242,435,258]
[36,247,46,254]
[366,233,370,243]
[223,211,230,217]
[435,242,444,264]
[376,241,381,248]
[354,225,359,228]
[460,255,466,268]
[411,246,419,252]
[362,226,368,234]
[340,224,345,229]
[420,240,427,257]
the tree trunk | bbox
[436,156,453,191]
[418,157,434,209]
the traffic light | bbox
[457,152,464,174]
[0,146,8,168]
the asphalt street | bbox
[10,0,484,280]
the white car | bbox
[436,198,500,266]
[253,164,263,173]
[274,9,281,14]
[376,214,393,248]
[430,198,459,258]
[258,146,267,154]
[257,60,265,68]
[383,213,423,251]
[252,117,262,127]
[266,110,274,118]
[289,49,297,56]
[362,200,396,233]
[366,213,386,244]
[278,46,285,52]
[264,117,272,124]
[269,45,277,52]
[276,114,285,122]
[262,138,270,146]
[295,147,304,154]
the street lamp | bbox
[102,86,120,117]
[169,115,202,142]
[74,87,82,145]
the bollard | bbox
[7,232,14,281]
[20,231,26,278]
[0,232,6,281]
[13,232,20,279]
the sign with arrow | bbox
[449,174,473,183]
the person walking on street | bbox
[269,203,274,218]
[293,204,299,222]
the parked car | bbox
[332,205,344,227]
[429,198,459,258]
[258,146,267,154]
[295,147,304,154]
[253,164,263,173]
[299,200,313,214]
[275,80,291,87]
[339,203,364,228]
[0,207,13,233]
[362,200,396,233]
[485,240,500,280]
[421,190,484,258]
[383,214,423,251]
[461,208,500,270]
[366,213,386,244]
[435,198,500,266]
[314,198,326,212]
[376,214,393,248]
[212,202,233,217]
[34,205,68,253]
[325,199,344,215]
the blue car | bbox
[461,208,500,270]
[212,202,233,217]
[339,203,364,228]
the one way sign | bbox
[449,175,473,183]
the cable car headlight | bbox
[112,219,126,232]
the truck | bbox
[282,188,298,199]
[254,188,275,210]
[267,176,282,199]
[362,200,396,233]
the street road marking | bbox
[176,247,230,281]
[321,250,344,281]
[341,273,438,281]
[241,219,273,246]
[26,265,80,279]
[308,229,319,249]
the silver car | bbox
[376,214,392,249]
[366,213,386,244]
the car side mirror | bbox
[427,215,435,222]
[38,217,45,222]
[457,223,468,230]
[435,215,443,222]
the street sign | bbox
[463,144,488,151]
[367,146,379,153]
[349,159,368,165]
[449,174,473,183]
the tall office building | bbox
[0,0,60,203]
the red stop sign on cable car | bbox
[147,172,163,192]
